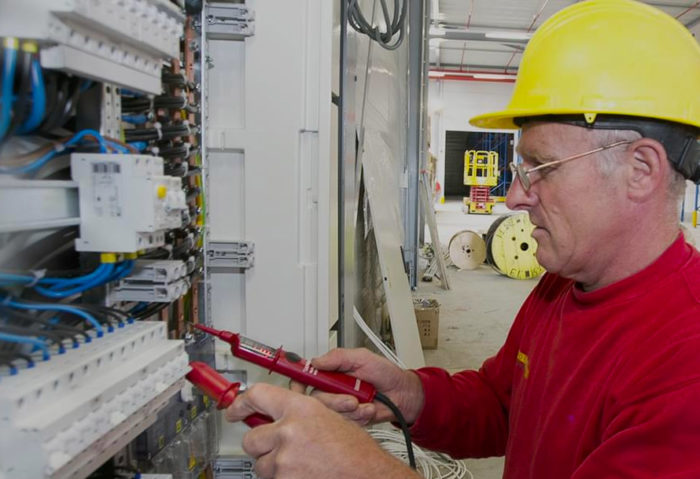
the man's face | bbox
[505,123,625,280]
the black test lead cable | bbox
[374,391,417,469]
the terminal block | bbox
[0,322,189,479]
[71,154,187,253]
[112,259,190,303]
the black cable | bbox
[159,143,190,159]
[139,248,171,260]
[41,72,58,130]
[40,74,70,132]
[162,71,187,88]
[77,304,126,328]
[1,307,89,342]
[0,324,66,347]
[0,351,32,366]
[55,76,82,128]
[374,392,416,470]
[121,97,152,114]
[347,0,407,50]
[124,124,192,142]
[134,301,170,320]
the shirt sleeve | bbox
[407,274,547,458]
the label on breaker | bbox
[92,162,122,218]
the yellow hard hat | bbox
[470,0,700,132]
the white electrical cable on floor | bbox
[353,306,407,369]
[368,427,474,479]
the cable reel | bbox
[485,213,544,280]
[448,230,486,270]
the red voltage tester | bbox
[193,324,377,403]
[187,327,418,469]
[186,361,272,427]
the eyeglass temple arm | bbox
[527,140,631,174]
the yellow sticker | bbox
[188,455,196,470]
[190,406,197,419]
[175,419,183,434]
[517,350,530,379]
[203,396,210,407]
[158,435,165,449]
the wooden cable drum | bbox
[448,230,486,270]
[485,213,545,280]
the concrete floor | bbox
[413,198,539,479]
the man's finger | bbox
[252,451,277,479]
[311,348,372,372]
[309,390,359,412]
[289,379,307,394]
[226,383,295,423]
[242,423,278,457]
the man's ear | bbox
[625,138,667,202]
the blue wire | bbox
[67,129,108,153]
[129,302,148,314]
[0,129,112,175]
[34,263,116,298]
[3,297,105,337]
[120,88,144,97]
[0,40,18,141]
[0,331,50,361]
[122,114,149,125]
[18,58,45,134]
[105,140,129,153]
[128,141,149,152]
[0,262,112,288]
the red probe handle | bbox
[186,361,272,427]
[193,324,377,403]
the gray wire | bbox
[348,0,408,50]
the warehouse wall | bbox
[428,79,516,202]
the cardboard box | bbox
[414,298,439,349]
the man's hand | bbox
[289,348,425,426]
[224,383,420,479]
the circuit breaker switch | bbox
[71,154,184,252]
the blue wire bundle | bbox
[0,260,134,298]
[0,129,114,175]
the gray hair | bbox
[591,129,686,207]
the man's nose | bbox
[505,177,535,211]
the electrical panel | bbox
[0,0,336,477]
[0,0,215,477]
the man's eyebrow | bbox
[515,147,557,166]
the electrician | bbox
[225,1,700,477]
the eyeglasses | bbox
[509,140,631,191]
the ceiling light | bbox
[484,31,532,41]
[429,27,446,36]
[472,73,517,80]
[428,71,447,78]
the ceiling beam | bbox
[429,62,519,72]
[431,30,529,43]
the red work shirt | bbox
[410,235,700,478]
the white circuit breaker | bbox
[71,154,187,253]
[0,322,189,479]
[0,0,185,94]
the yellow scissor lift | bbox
[463,150,499,214]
